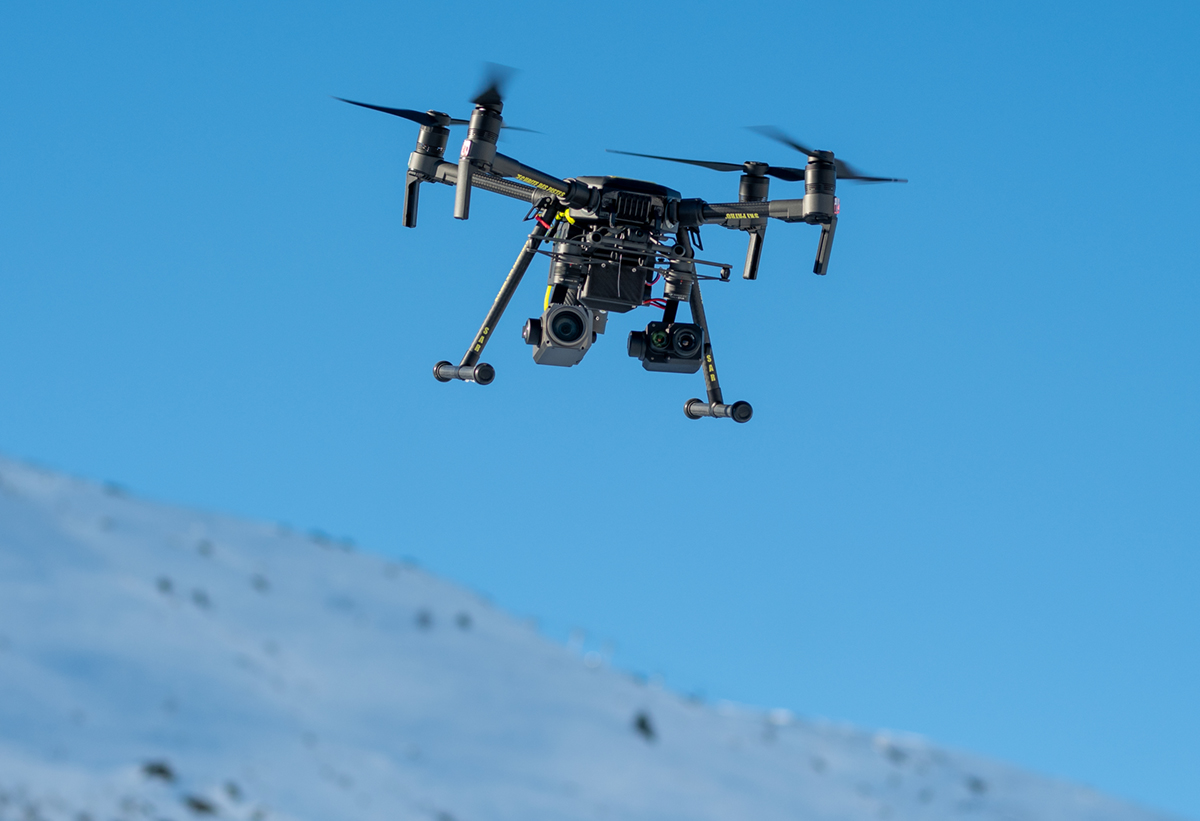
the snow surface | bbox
[0,455,1177,821]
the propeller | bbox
[334,97,466,127]
[748,126,907,183]
[471,62,514,109]
[335,95,537,133]
[605,149,807,182]
[337,65,537,228]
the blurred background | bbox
[1,1,1197,817]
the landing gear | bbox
[433,361,495,385]
[684,398,753,423]
[432,206,753,422]
[665,230,753,423]
[432,203,556,384]
[681,279,752,423]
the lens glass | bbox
[673,327,699,356]
[649,330,669,350]
[550,310,584,343]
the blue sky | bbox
[2,1,1198,817]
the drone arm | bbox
[464,170,542,203]
[696,199,810,226]
[491,153,596,210]
[693,199,838,275]
[426,160,543,203]
[766,199,812,223]
[491,153,568,197]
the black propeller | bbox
[335,95,537,133]
[334,97,466,127]
[465,64,538,131]
[605,149,807,182]
[336,65,516,125]
[749,126,907,183]
[471,62,514,109]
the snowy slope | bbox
[0,455,1176,821]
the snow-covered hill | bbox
[0,455,1175,821]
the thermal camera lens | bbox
[649,330,669,350]
[672,327,700,357]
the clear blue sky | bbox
[2,1,1197,817]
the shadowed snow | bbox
[0,456,1178,821]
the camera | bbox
[523,304,594,367]
[627,321,704,373]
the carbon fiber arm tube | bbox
[430,161,541,203]
[472,173,542,202]
[491,154,569,198]
[699,199,809,225]
[491,154,596,210]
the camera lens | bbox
[672,327,700,357]
[627,331,646,359]
[522,318,542,346]
[550,310,585,344]
[648,329,669,351]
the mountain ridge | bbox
[0,455,1178,821]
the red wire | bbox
[535,216,552,230]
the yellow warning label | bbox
[517,174,566,196]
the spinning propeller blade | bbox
[607,150,743,173]
[333,98,466,127]
[472,62,515,109]
[606,149,807,182]
[748,125,908,183]
[335,95,536,133]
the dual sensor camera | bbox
[627,321,704,373]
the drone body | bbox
[339,74,904,423]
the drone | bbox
[338,69,905,423]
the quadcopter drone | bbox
[339,70,905,423]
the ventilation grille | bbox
[614,192,651,223]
